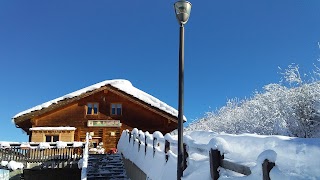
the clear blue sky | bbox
[1,1,319,142]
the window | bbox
[111,103,122,115]
[45,135,59,142]
[87,103,99,115]
[90,139,99,148]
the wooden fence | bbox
[0,142,85,168]
[126,130,276,180]
[209,149,275,180]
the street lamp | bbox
[174,0,191,179]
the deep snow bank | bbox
[118,129,320,180]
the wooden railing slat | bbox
[165,140,170,162]
[144,135,147,155]
[183,143,188,171]
[221,159,251,176]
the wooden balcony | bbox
[0,142,85,169]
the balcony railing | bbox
[0,142,85,167]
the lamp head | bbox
[174,0,192,25]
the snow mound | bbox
[7,161,24,170]
[56,141,67,149]
[257,149,277,164]
[38,142,51,149]
[208,137,230,154]
[119,129,320,179]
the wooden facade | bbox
[30,129,75,142]
[13,82,180,153]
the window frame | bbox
[86,102,99,115]
[110,103,122,116]
[45,135,59,142]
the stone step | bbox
[87,153,128,180]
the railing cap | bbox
[257,150,277,164]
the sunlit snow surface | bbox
[29,127,76,131]
[118,129,320,180]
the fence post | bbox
[153,137,157,157]
[165,140,170,162]
[138,134,141,152]
[132,132,137,146]
[262,159,275,180]
[209,149,223,180]
[129,131,132,143]
[145,135,147,155]
[183,143,188,170]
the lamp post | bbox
[174,1,191,179]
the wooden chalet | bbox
[13,79,184,152]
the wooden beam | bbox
[262,160,275,180]
[209,149,222,180]
[221,159,251,176]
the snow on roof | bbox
[13,79,184,121]
[29,127,76,131]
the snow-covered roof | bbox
[13,79,185,121]
[29,127,76,131]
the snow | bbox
[208,137,230,154]
[1,161,24,171]
[13,79,185,121]
[138,130,145,141]
[0,142,11,148]
[56,141,68,149]
[1,161,8,167]
[80,132,90,180]
[118,129,320,180]
[0,169,9,180]
[7,161,24,171]
[73,141,85,148]
[38,142,51,149]
[88,147,105,154]
[164,133,175,142]
[153,131,164,139]
[256,150,277,164]
[20,143,31,149]
[78,158,84,169]
[0,141,85,150]
[29,127,76,131]
[132,128,139,136]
